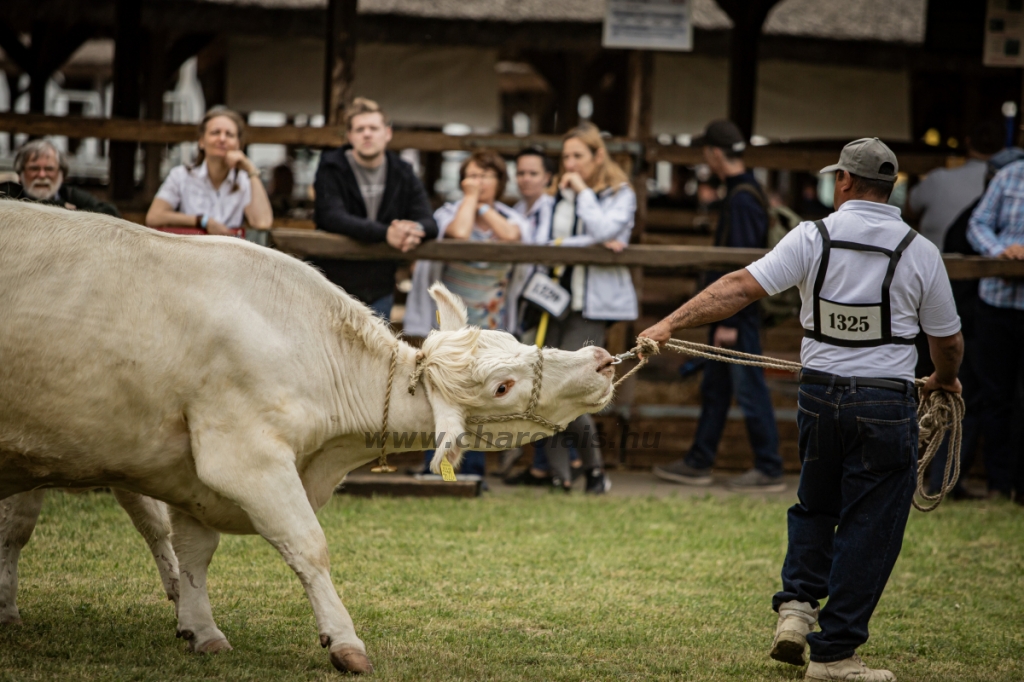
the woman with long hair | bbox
[510,122,638,494]
[146,107,273,236]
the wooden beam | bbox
[715,0,783,139]
[0,113,954,175]
[324,0,357,126]
[269,229,1024,280]
[648,143,953,176]
[111,0,142,200]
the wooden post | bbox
[626,50,653,236]
[715,0,781,140]
[142,32,168,202]
[324,0,358,127]
[111,0,143,201]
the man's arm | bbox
[922,332,964,400]
[967,173,1009,258]
[313,161,388,243]
[66,187,121,217]
[639,269,768,345]
[403,167,439,240]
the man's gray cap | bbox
[819,137,898,182]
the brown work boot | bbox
[805,654,895,681]
[770,600,818,666]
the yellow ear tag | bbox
[436,310,441,326]
[440,459,457,482]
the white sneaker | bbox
[805,654,895,681]
[770,600,818,666]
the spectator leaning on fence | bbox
[908,119,1003,249]
[405,150,533,335]
[966,153,1024,502]
[146,107,273,238]
[312,97,439,319]
[653,119,783,493]
[511,124,637,494]
[0,139,119,217]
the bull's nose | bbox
[594,347,615,373]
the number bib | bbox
[806,219,918,349]
[818,299,882,341]
[522,271,571,318]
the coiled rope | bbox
[615,337,964,512]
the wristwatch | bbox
[196,214,209,230]
[477,204,491,217]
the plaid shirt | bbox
[968,160,1024,310]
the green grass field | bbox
[1,490,1022,681]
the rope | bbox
[467,347,564,433]
[614,336,963,512]
[370,346,399,473]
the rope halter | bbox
[465,347,564,434]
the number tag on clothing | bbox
[819,299,882,341]
[522,271,571,318]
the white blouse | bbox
[155,161,253,229]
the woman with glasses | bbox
[437,150,529,329]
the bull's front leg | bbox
[168,508,232,653]
[111,489,180,612]
[191,433,371,674]
[0,490,45,625]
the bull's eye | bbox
[495,380,515,397]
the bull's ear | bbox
[429,283,468,331]
[424,385,466,474]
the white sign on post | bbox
[603,0,694,52]
[985,0,1024,67]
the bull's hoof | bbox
[195,638,233,654]
[0,614,22,626]
[330,645,374,674]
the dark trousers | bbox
[370,293,394,321]
[686,317,782,477]
[974,301,1024,496]
[773,370,918,663]
[928,329,982,494]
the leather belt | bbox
[798,371,908,393]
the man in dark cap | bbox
[641,137,963,681]
[653,119,784,493]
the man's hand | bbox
[920,372,962,403]
[999,244,1024,260]
[387,220,425,252]
[638,321,673,352]
[559,172,588,194]
[713,326,738,348]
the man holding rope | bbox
[640,138,963,682]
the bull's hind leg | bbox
[191,433,372,674]
[111,489,180,611]
[0,489,45,624]
[168,509,232,653]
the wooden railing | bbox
[270,229,1024,281]
[0,112,955,174]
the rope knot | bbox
[636,337,661,357]
[408,350,426,395]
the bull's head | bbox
[419,284,616,474]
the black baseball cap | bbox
[692,120,747,153]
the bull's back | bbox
[0,203,298,494]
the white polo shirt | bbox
[155,161,252,229]
[747,200,961,380]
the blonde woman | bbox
[514,123,638,494]
[146,108,273,236]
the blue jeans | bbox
[773,370,918,663]
[686,318,782,477]
[421,450,486,477]
[370,293,394,321]
[974,302,1024,496]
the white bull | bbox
[0,201,616,673]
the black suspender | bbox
[808,219,918,348]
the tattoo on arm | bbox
[665,272,753,330]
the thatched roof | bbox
[203,0,926,44]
